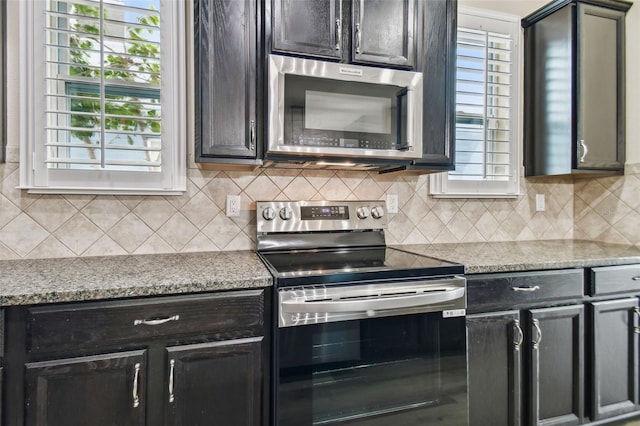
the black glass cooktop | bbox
[259,246,464,286]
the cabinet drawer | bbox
[591,264,640,295]
[27,290,265,356]
[467,269,584,312]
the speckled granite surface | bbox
[397,240,640,274]
[0,251,272,306]
[4,240,640,306]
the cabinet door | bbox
[576,3,625,171]
[352,0,416,68]
[529,305,584,426]
[272,0,343,59]
[410,0,456,169]
[467,310,522,426]
[24,350,147,426]
[589,299,639,421]
[165,337,263,426]
[195,0,259,161]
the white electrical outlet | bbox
[535,194,545,212]
[226,195,241,217]
[386,194,399,214]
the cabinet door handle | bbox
[335,18,341,51]
[355,22,362,54]
[511,285,540,292]
[250,119,256,150]
[579,139,588,163]
[168,359,176,403]
[633,307,640,334]
[532,319,542,349]
[133,363,141,408]
[513,319,524,349]
[133,315,180,326]
[632,276,640,281]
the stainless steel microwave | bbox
[266,55,423,165]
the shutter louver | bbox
[44,0,162,172]
[452,27,513,182]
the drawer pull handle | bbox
[532,319,542,349]
[133,363,141,408]
[511,285,540,292]
[133,315,180,326]
[169,359,176,403]
[632,276,640,281]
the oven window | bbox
[277,313,468,426]
[283,75,408,151]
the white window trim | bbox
[18,0,187,195]
[431,6,522,199]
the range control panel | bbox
[256,200,387,234]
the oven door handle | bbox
[280,286,465,314]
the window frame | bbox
[431,6,522,199]
[19,0,186,195]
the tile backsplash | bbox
[574,169,640,246]
[0,162,579,260]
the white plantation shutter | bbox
[431,7,520,198]
[20,0,186,193]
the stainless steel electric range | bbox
[256,200,469,426]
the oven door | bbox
[267,54,423,160]
[275,279,468,426]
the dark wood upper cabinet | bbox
[351,0,416,67]
[270,0,417,69]
[522,0,631,177]
[195,0,262,164]
[272,0,343,60]
[398,0,456,171]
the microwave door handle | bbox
[395,88,410,151]
[280,287,464,314]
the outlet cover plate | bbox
[226,195,241,217]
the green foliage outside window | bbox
[65,2,161,162]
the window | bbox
[19,0,186,194]
[430,7,520,198]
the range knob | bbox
[262,207,276,221]
[279,207,293,220]
[356,206,370,219]
[371,206,385,219]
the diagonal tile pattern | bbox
[7,161,640,260]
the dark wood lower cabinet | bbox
[528,305,584,426]
[4,289,268,426]
[165,337,263,426]
[24,350,147,426]
[467,310,522,426]
[589,299,639,421]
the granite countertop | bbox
[3,240,640,307]
[397,240,640,274]
[0,251,273,306]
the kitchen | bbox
[1,0,640,425]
